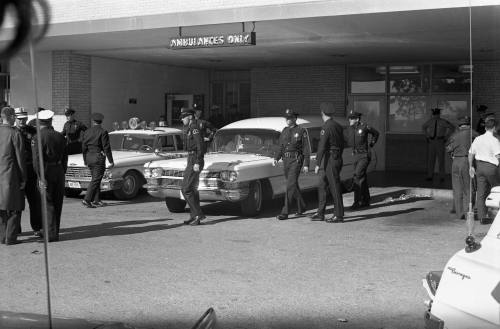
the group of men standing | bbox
[0,107,67,245]
[423,105,500,225]
[274,102,379,223]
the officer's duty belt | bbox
[284,151,300,158]
[352,149,368,154]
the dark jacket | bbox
[344,122,379,153]
[32,126,68,175]
[82,125,114,165]
[316,118,345,168]
[0,124,26,211]
[275,124,311,167]
[184,121,205,165]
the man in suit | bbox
[32,109,68,242]
[0,107,27,245]
[14,107,42,236]
[81,113,114,208]
[422,108,455,182]
[309,102,345,223]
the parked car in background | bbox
[143,116,377,216]
[65,126,185,200]
[422,190,500,329]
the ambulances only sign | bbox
[169,32,256,49]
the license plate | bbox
[68,181,81,189]
[180,190,185,200]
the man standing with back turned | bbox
[81,113,114,208]
[309,102,345,223]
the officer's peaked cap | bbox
[38,109,54,121]
[347,110,362,119]
[431,108,442,115]
[64,107,75,115]
[193,104,203,112]
[284,108,298,119]
[180,107,194,118]
[319,102,335,115]
[92,112,104,122]
[14,107,28,118]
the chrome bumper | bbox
[145,179,249,202]
[64,178,123,192]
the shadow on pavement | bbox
[55,218,183,241]
[343,207,425,223]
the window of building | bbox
[389,65,430,94]
[388,96,428,133]
[432,64,471,93]
[348,65,386,94]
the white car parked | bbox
[422,189,500,328]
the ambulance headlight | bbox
[103,170,113,179]
[151,168,163,178]
[220,170,237,182]
[144,168,152,178]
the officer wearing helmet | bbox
[273,109,310,220]
[31,109,68,242]
[180,107,206,226]
[62,107,87,155]
[343,110,379,209]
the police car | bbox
[64,119,185,200]
[143,116,377,216]
[422,190,500,328]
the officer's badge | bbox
[294,133,299,138]
[358,129,363,134]
[192,129,199,134]
[320,130,325,135]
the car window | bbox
[174,135,184,151]
[213,129,280,157]
[110,134,156,152]
[158,135,176,152]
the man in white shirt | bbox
[468,114,500,224]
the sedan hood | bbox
[67,151,159,167]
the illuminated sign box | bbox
[169,32,256,50]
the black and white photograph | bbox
[1,0,500,328]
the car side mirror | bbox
[191,308,217,329]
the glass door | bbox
[347,95,387,170]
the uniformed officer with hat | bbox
[31,109,68,242]
[422,108,455,182]
[469,113,500,224]
[309,102,345,223]
[62,107,87,155]
[180,107,206,225]
[193,104,216,152]
[273,109,310,220]
[81,112,114,208]
[446,115,479,220]
[343,110,379,209]
[14,107,42,236]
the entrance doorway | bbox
[348,95,386,170]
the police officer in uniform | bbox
[475,104,488,135]
[15,108,42,236]
[62,107,87,155]
[193,104,216,152]
[446,116,478,220]
[180,108,206,226]
[344,110,379,209]
[81,113,114,208]
[422,108,455,181]
[31,109,67,242]
[309,102,345,223]
[273,109,310,220]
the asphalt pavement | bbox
[0,187,491,329]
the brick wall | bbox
[251,65,346,117]
[52,51,91,124]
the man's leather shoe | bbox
[34,230,42,238]
[91,201,106,207]
[48,236,59,242]
[277,214,288,220]
[349,202,360,210]
[326,216,344,223]
[82,200,95,208]
[294,211,304,217]
[309,213,325,221]
[190,215,206,226]
[184,217,195,225]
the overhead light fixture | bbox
[458,64,473,73]
[376,65,420,74]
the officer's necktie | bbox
[432,120,437,139]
